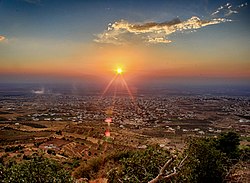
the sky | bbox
[0,0,249,86]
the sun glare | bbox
[116,68,123,74]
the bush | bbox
[216,132,240,160]
[73,156,103,180]
[1,157,73,183]
[107,146,171,183]
[0,163,5,181]
[23,154,32,160]
[47,149,56,155]
[240,146,250,161]
[34,141,43,148]
[4,145,24,152]
[56,130,62,135]
[73,149,138,180]
[72,159,80,168]
[178,138,230,183]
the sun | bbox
[116,68,123,74]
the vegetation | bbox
[108,146,172,183]
[0,156,73,183]
[176,132,244,183]
[240,146,250,161]
[216,131,240,159]
[73,149,137,180]
[0,116,8,121]
[0,131,248,182]
[47,149,56,155]
[20,122,47,128]
[4,145,24,152]
[34,141,43,148]
[55,130,63,135]
[178,138,230,183]
[73,146,177,182]
[75,132,249,182]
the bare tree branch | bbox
[163,167,177,180]
[160,155,176,175]
[177,155,188,169]
[148,155,188,183]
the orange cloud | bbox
[95,16,230,45]
[0,35,5,42]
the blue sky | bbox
[0,0,249,85]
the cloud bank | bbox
[95,2,247,45]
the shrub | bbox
[1,157,73,183]
[47,149,56,155]
[73,156,103,180]
[34,141,43,148]
[107,146,171,183]
[178,138,230,183]
[216,132,240,160]
[240,146,250,161]
[56,130,62,135]
[4,145,24,152]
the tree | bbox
[216,131,240,159]
[148,155,187,183]
[177,138,230,183]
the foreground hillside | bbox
[0,131,249,183]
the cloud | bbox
[95,16,230,45]
[23,0,41,5]
[238,2,248,8]
[211,2,247,17]
[95,2,248,45]
[31,88,45,94]
[0,35,5,42]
